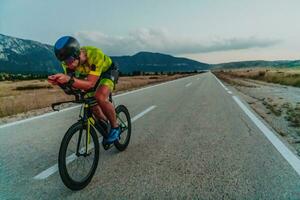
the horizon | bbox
[1,32,299,65]
[1,0,300,64]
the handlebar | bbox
[51,83,94,111]
[58,83,83,98]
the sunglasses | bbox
[64,57,76,66]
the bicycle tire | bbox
[58,121,100,190]
[114,105,131,151]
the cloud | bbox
[74,28,281,56]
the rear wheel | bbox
[58,122,99,190]
[114,105,131,151]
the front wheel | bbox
[114,105,131,151]
[58,122,100,190]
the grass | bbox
[15,84,53,90]
[284,103,300,127]
[0,74,192,118]
[263,101,282,117]
[114,74,190,92]
[0,82,72,117]
[212,71,257,88]
[214,68,300,87]
[214,69,300,128]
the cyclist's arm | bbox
[71,62,101,90]
[70,46,107,91]
[48,73,65,85]
[72,74,99,91]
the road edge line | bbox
[232,96,300,176]
[213,73,300,176]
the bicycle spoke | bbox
[116,112,128,144]
[117,115,127,128]
[76,128,83,154]
[65,128,96,182]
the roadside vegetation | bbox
[0,73,196,119]
[214,69,300,129]
[214,68,300,155]
[283,102,300,128]
[0,73,48,81]
[0,71,197,81]
[260,100,300,128]
[214,68,300,87]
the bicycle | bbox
[51,83,131,191]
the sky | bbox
[1,0,300,64]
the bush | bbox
[15,85,53,90]
[0,73,48,81]
[258,71,266,77]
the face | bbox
[79,50,87,65]
[64,57,79,69]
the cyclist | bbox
[48,36,120,144]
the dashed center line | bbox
[185,82,192,87]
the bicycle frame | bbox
[55,82,131,190]
[77,101,128,155]
[77,102,97,155]
[52,84,128,155]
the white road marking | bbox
[213,74,300,176]
[33,164,59,180]
[131,106,156,122]
[33,105,157,180]
[228,91,233,94]
[0,106,81,129]
[213,74,229,91]
[34,147,90,180]
[232,96,300,176]
[185,82,192,87]
[0,75,198,129]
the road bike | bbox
[51,84,131,190]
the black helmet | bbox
[54,36,80,61]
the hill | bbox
[213,60,300,69]
[0,34,210,75]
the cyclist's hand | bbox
[56,74,71,84]
[48,75,58,85]
[53,73,65,79]
[48,79,58,85]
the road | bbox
[1,72,300,199]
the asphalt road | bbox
[1,72,300,199]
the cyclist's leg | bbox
[91,105,108,121]
[94,79,118,128]
[85,90,107,121]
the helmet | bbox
[54,36,80,61]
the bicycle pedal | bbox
[102,143,113,150]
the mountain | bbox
[213,60,300,69]
[111,52,210,73]
[0,34,210,75]
[0,34,61,74]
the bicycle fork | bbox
[76,106,95,157]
